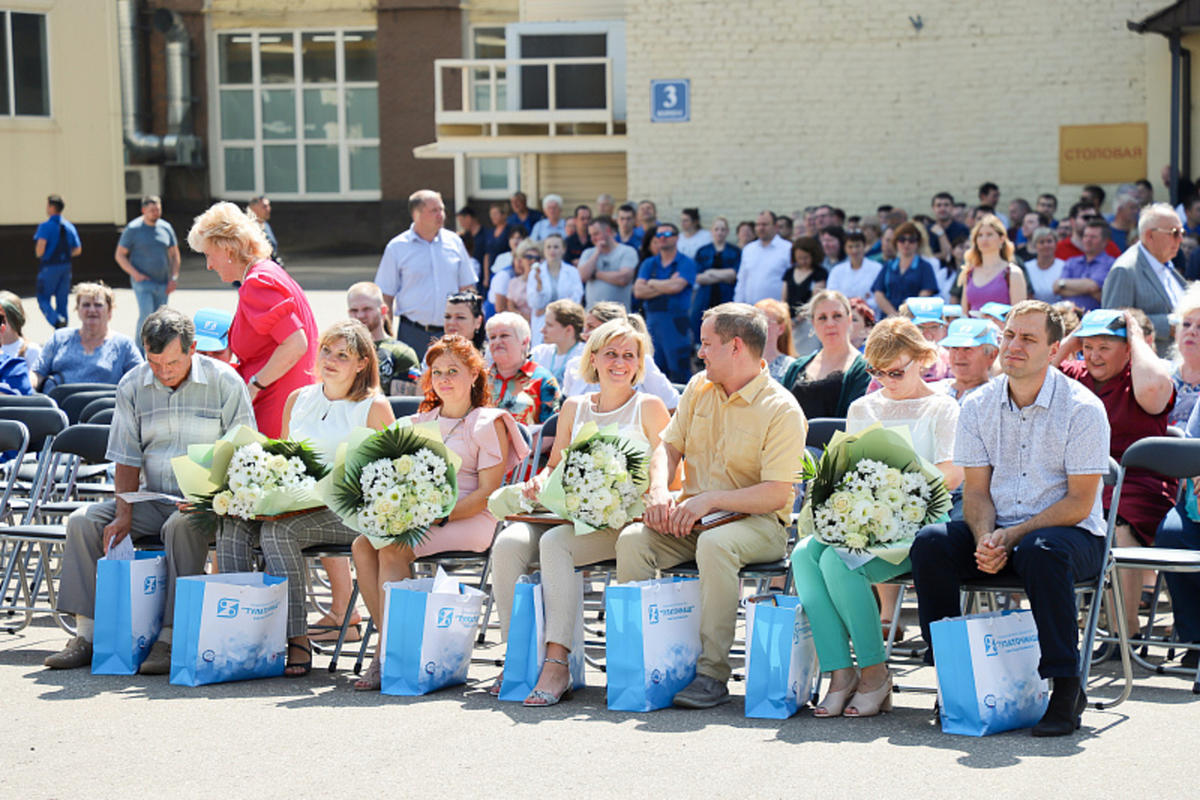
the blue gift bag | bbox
[91,551,166,675]
[380,569,487,696]
[743,594,819,719]
[605,577,701,712]
[499,573,585,702]
[169,572,287,686]
[930,609,1050,736]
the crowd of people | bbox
[12,175,1200,737]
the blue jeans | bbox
[1156,505,1200,644]
[131,279,169,348]
[37,262,71,326]
[646,311,692,384]
[910,521,1105,678]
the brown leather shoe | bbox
[44,636,93,669]
[138,640,171,675]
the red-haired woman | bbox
[351,334,529,690]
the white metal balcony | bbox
[433,57,623,138]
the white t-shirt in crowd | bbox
[826,258,883,311]
[677,229,713,259]
[1023,257,1066,304]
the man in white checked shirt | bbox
[45,308,255,674]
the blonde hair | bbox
[74,281,115,310]
[754,298,796,356]
[960,214,1016,286]
[316,320,380,402]
[806,289,851,318]
[863,316,939,370]
[186,201,272,268]
[578,318,649,385]
[512,239,541,273]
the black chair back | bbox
[50,424,112,464]
[0,406,68,449]
[1104,456,1120,487]
[80,396,117,423]
[389,396,423,419]
[540,412,559,442]
[1121,437,1200,479]
[0,395,56,408]
[89,408,115,425]
[48,382,118,404]
[806,417,846,450]
[0,419,29,453]
[59,389,117,425]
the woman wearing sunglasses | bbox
[791,316,962,717]
[871,221,939,318]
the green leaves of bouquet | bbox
[324,422,459,550]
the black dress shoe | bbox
[1181,647,1199,671]
[1032,678,1086,737]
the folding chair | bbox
[1094,437,1200,706]
[79,396,117,423]
[89,408,115,425]
[388,395,422,419]
[59,389,117,425]
[0,421,106,634]
[805,417,846,458]
[47,382,118,405]
[0,420,30,523]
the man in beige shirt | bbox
[616,302,808,708]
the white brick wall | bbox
[624,0,1168,222]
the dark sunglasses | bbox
[896,235,919,244]
[865,361,912,379]
[655,231,677,239]
[1155,226,1184,238]
[522,253,541,259]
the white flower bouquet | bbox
[537,421,648,534]
[799,423,950,567]
[319,421,461,549]
[171,425,328,533]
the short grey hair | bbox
[1114,183,1139,209]
[1029,226,1056,246]
[541,193,563,209]
[141,306,194,354]
[486,311,531,345]
[702,302,768,359]
[1138,202,1180,239]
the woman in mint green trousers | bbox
[792,317,963,718]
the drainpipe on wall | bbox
[117,0,202,166]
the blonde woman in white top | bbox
[491,318,670,706]
[216,320,394,676]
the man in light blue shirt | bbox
[733,211,792,305]
[374,189,477,355]
[33,194,82,328]
[115,196,180,349]
[530,193,567,241]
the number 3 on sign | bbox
[651,79,690,123]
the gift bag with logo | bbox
[499,573,586,701]
[743,594,819,719]
[169,572,287,686]
[930,609,1050,736]
[605,577,701,711]
[91,551,167,675]
[380,567,487,696]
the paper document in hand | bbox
[105,536,136,560]
[118,491,185,504]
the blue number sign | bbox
[651,79,690,123]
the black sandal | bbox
[285,640,313,678]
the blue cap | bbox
[943,304,963,319]
[193,308,233,352]
[1074,308,1127,339]
[975,302,1011,323]
[940,318,999,348]
[906,296,945,324]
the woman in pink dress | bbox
[957,214,1028,319]
[351,334,529,690]
[186,201,318,437]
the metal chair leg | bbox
[327,580,360,673]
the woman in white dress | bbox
[490,318,670,705]
[529,233,584,346]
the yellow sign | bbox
[1059,123,1148,184]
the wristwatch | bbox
[250,374,269,390]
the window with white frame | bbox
[1,10,50,117]
[466,27,518,198]
[214,29,379,199]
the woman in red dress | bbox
[186,202,318,437]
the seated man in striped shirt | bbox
[45,307,255,674]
